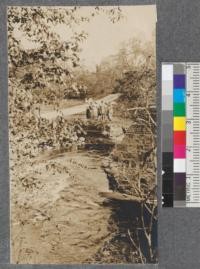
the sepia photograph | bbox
[8,5,157,264]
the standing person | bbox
[86,98,93,119]
[93,101,98,119]
[85,98,90,119]
[86,105,91,119]
[90,99,95,119]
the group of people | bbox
[85,98,113,121]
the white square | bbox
[174,159,186,173]
[162,64,173,81]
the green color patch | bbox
[174,103,186,116]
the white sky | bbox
[14,5,156,70]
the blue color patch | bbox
[174,74,185,88]
[174,89,186,103]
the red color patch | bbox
[174,131,186,145]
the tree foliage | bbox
[8,6,122,75]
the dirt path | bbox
[40,93,121,120]
[11,93,133,264]
[11,150,112,264]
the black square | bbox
[163,180,173,193]
[162,193,173,207]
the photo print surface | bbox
[8,5,157,264]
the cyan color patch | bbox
[173,89,186,103]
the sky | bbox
[14,5,156,71]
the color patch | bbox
[174,159,186,173]
[174,131,186,144]
[163,180,173,193]
[174,117,186,130]
[174,145,186,158]
[174,103,186,116]
[174,74,185,88]
[174,173,186,185]
[162,95,173,110]
[173,89,186,103]
[162,80,173,95]
[174,173,186,201]
[162,64,173,80]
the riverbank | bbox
[11,150,113,264]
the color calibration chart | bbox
[162,63,200,207]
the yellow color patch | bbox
[174,117,186,130]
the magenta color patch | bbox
[174,145,186,158]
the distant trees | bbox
[113,36,156,124]
[73,35,155,100]
[8,7,123,91]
